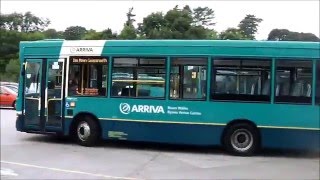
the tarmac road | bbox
[1,109,319,179]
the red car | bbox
[0,85,17,109]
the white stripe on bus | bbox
[59,40,107,57]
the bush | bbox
[0,59,20,82]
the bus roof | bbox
[19,39,320,59]
[20,39,320,48]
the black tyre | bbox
[223,123,260,156]
[74,116,100,147]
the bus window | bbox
[111,57,166,98]
[68,57,108,97]
[275,60,312,104]
[316,61,320,105]
[25,62,41,94]
[211,59,271,102]
[170,58,207,100]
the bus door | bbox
[24,58,66,132]
[24,59,44,131]
[45,59,65,131]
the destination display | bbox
[71,57,108,64]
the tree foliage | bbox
[219,28,248,40]
[192,6,215,28]
[0,11,49,32]
[238,14,263,39]
[137,12,167,39]
[0,9,319,82]
[44,29,64,39]
[63,26,87,40]
[101,28,118,39]
[83,29,103,40]
[126,7,136,26]
[0,58,20,82]
[137,5,217,39]
[268,29,319,42]
[119,24,137,39]
[119,8,137,39]
[165,6,193,38]
[5,59,20,75]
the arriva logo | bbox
[70,47,94,53]
[119,103,165,114]
[119,103,131,114]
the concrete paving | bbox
[1,109,319,179]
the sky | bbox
[1,0,319,40]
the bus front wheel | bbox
[74,116,100,147]
[223,123,260,156]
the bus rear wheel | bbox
[74,116,100,147]
[223,123,260,156]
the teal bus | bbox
[16,40,320,156]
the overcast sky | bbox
[1,0,319,40]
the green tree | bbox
[137,12,167,39]
[293,32,319,41]
[21,12,50,32]
[185,26,206,39]
[22,31,46,41]
[0,30,21,58]
[63,26,87,40]
[44,29,64,39]
[0,12,50,32]
[183,5,192,15]
[192,7,215,29]
[238,14,263,39]
[119,24,137,39]
[5,59,20,81]
[0,12,50,73]
[83,29,103,40]
[268,29,319,42]
[165,6,193,37]
[0,29,23,72]
[101,28,118,39]
[0,12,23,31]
[119,8,137,39]
[0,58,20,82]
[83,28,118,40]
[207,29,219,39]
[267,29,290,41]
[219,28,248,40]
[126,7,136,26]
[138,5,217,39]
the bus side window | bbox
[275,60,312,104]
[170,58,207,100]
[211,58,271,102]
[111,57,166,99]
[316,61,320,105]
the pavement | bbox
[1,109,319,179]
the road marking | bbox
[1,160,137,180]
[1,168,18,176]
